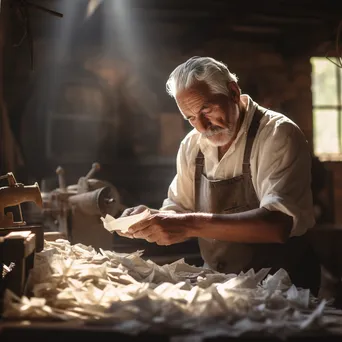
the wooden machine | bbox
[40,163,123,250]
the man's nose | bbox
[197,115,210,132]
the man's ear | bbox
[226,81,240,103]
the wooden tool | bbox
[0,172,43,228]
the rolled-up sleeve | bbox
[254,121,315,236]
[160,138,196,213]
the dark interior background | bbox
[1,0,342,219]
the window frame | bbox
[311,57,342,161]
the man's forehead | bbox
[176,81,230,111]
[176,82,211,107]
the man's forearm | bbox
[185,207,292,244]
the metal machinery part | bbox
[41,162,124,250]
[68,186,116,216]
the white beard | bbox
[202,128,234,147]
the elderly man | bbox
[120,56,320,295]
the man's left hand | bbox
[127,213,191,245]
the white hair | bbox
[166,56,238,98]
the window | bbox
[311,57,342,161]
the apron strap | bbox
[195,149,205,211]
[242,106,268,174]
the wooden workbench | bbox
[0,312,342,342]
[1,225,342,341]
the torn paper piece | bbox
[101,209,151,233]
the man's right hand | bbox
[120,205,150,217]
[116,205,152,239]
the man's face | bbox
[175,81,240,147]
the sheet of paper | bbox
[101,209,151,233]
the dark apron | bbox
[195,106,321,296]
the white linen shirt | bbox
[160,95,315,237]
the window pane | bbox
[311,57,338,106]
[313,109,340,154]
